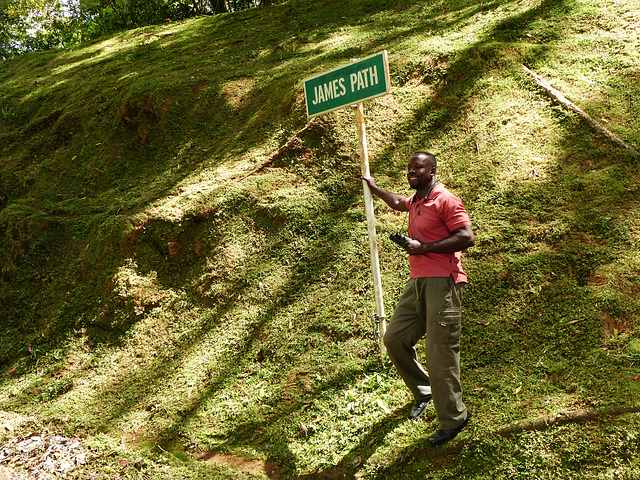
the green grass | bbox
[1,0,640,478]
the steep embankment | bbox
[1,0,640,478]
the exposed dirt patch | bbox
[588,272,607,286]
[601,312,634,338]
[121,95,172,144]
[196,450,354,479]
[197,450,278,477]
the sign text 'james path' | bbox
[303,51,390,118]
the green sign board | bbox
[304,51,390,118]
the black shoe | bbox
[427,412,471,446]
[408,395,432,420]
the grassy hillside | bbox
[1,0,640,478]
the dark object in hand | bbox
[390,233,412,246]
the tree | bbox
[0,0,83,59]
[208,0,227,14]
[1,0,282,59]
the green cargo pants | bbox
[383,276,467,429]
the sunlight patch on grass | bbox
[223,77,259,111]
[315,33,356,54]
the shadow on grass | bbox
[197,402,409,479]
[375,406,640,479]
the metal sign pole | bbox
[355,102,386,357]
[303,52,391,358]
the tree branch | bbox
[522,64,640,157]
[494,405,640,437]
[400,405,640,460]
[239,119,317,181]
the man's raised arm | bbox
[362,176,409,212]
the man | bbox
[362,151,475,446]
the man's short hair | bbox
[414,151,437,167]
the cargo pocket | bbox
[435,309,461,345]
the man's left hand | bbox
[404,239,426,255]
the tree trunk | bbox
[209,0,227,13]
[522,64,640,157]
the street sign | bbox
[302,51,391,357]
[303,51,390,118]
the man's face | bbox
[407,154,435,190]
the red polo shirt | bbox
[405,184,471,282]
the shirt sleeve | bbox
[404,193,416,210]
[440,194,471,232]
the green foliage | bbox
[0,0,287,59]
[0,0,83,58]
